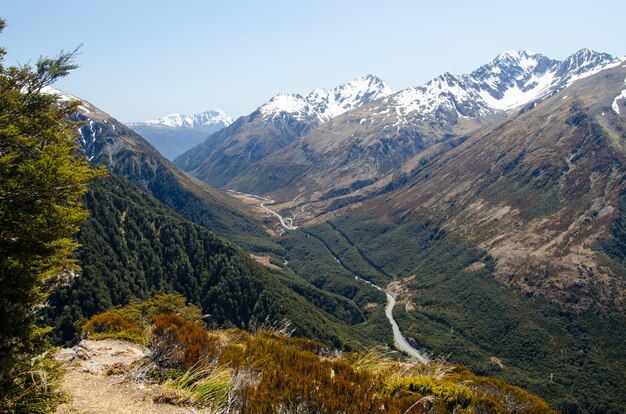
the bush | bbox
[82,311,143,343]
[151,314,219,369]
[118,293,205,327]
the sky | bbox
[2,0,625,122]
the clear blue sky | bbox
[2,0,625,122]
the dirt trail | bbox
[55,339,193,414]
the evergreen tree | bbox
[0,18,101,378]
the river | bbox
[227,189,429,362]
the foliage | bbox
[80,293,204,345]
[0,17,101,413]
[116,293,205,327]
[159,365,232,410]
[0,349,64,414]
[151,314,220,369]
[78,299,556,413]
[143,312,554,413]
[82,311,144,343]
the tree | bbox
[0,18,102,379]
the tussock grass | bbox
[0,352,65,414]
[160,364,232,409]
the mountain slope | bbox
[45,87,270,249]
[128,109,233,160]
[370,63,626,310]
[229,50,624,202]
[46,174,375,349]
[294,63,626,412]
[173,75,393,188]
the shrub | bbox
[151,314,219,369]
[160,365,232,409]
[118,293,204,327]
[384,375,473,412]
[82,311,143,343]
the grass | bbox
[158,364,232,409]
[0,352,65,414]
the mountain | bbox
[43,87,270,249]
[225,50,624,201]
[173,74,393,188]
[294,62,626,411]
[43,88,391,350]
[127,109,233,160]
[365,62,626,311]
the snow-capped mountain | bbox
[127,110,233,160]
[259,74,394,123]
[174,74,393,187]
[222,49,626,200]
[135,109,233,129]
[389,49,624,120]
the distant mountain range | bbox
[127,110,233,160]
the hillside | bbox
[46,87,271,250]
[45,174,382,349]
[53,297,556,414]
[370,64,626,311]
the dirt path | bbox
[55,339,194,414]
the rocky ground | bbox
[54,339,194,414]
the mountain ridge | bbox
[173,74,394,187]
[128,109,233,129]
[221,49,625,201]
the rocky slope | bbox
[339,63,626,311]
[173,74,394,188]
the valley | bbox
[227,189,428,361]
[4,4,626,413]
[28,48,626,413]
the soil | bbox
[54,339,194,414]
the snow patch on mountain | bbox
[478,71,556,110]
[259,74,394,123]
[42,86,95,115]
[260,94,312,120]
[612,77,626,115]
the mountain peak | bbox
[390,49,623,117]
[556,49,620,80]
[259,75,394,122]
[495,49,538,60]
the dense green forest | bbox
[45,174,381,349]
